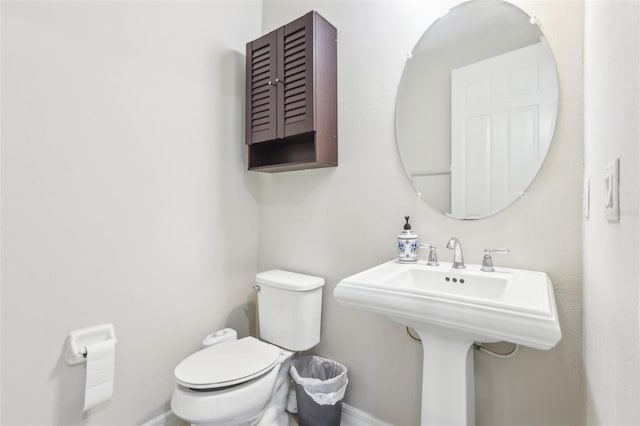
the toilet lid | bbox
[174,337,280,389]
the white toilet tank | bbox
[256,270,325,351]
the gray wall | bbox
[584,1,640,424]
[1,2,262,424]
[259,1,584,425]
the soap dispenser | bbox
[398,216,418,263]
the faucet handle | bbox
[418,244,439,266]
[481,248,510,272]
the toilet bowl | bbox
[171,337,292,426]
[171,270,325,426]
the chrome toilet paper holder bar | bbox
[66,323,117,365]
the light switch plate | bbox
[583,178,590,219]
[604,158,620,221]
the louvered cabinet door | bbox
[246,31,278,144]
[246,11,336,172]
[277,13,315,138]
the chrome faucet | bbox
[446,237,465,269]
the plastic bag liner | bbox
[290,356,348,426]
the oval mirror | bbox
[395,0,558,219]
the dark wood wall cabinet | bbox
[246,11,337,172]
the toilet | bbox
[171,270,325,426]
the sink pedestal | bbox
[334,260,561,426]
[416,329,476,426]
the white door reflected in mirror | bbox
[450,41,556,218]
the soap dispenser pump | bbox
[398,216,418,263]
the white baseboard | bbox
[142,404,391,426]
[140,411,187,426]
[341,403,393,426]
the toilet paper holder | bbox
[66,323,118,365]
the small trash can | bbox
[290,355,348,426]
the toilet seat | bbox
[174,337,280,390]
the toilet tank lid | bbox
[256,270,325,291]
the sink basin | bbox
[334,260,561,425]
[393,267,509,300]
[334,260,561,349]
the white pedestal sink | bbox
[334,260,561,426]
